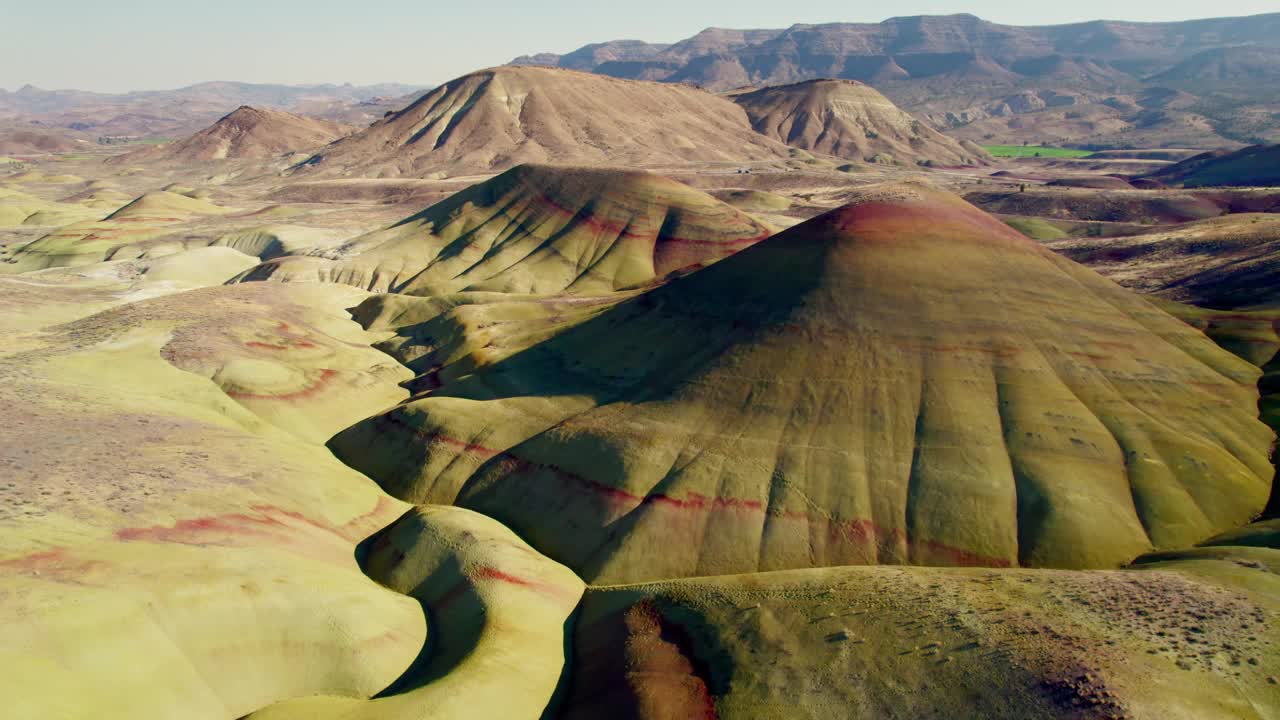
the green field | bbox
[983,145,1093,158]
[1002,216,1070,241]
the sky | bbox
[4,0,1278,93]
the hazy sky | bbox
[4,1,1277,92]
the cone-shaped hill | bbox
[115,106,352,163]
[297,66,795,177]
[731,79,988,166]
[331,183,1274,584]
[238,164,774,294]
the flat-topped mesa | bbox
[732,79,988,166]
[296,65,795,177]
[331,182,1274,584]
[238,164,775,294]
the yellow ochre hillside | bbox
[333,182,1273,583]
[239,164,775,293]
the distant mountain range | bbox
[0,81,428,138]
[512,13,1280,148]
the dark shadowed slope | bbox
[1143,145,1280,188]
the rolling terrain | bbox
[0,282,424,719]
[2,26,1280,719]
[1047,214,1280,308]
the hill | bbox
[238,164,773,293]
[730,79,986,166]
[114,106,352,162]
[331,182,1272,584]
[297,66,794,177]
[1142,145,1280,188]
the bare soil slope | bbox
[117,106,352,162]
[300,66,794,177]
[731,79,986,166]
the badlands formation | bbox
[2,38,1279,720]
